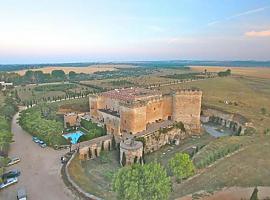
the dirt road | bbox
[0,112,77,200]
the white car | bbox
[17,187,27,200]
[0,177,18,189]
[7,157,20,166]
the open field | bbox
[158,76,270,133]
[15,82,93,102]
[171,135,270,199]
[14,64,136,75]
[191,66,270,79]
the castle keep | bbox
[89,87,202,136]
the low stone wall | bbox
[201,108,248,135]
[78,135,113,160]
[63,152,103,200]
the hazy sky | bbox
[0,0,270,64]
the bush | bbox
[169,153,195,183]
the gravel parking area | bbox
[0,112,77,200]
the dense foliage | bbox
[218,69,231,77]
[169,153,195,183]
[19,106,67,146]
[0,91,18,183]
[78,119,106,142]
[113,162,171,200]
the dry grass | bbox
[68,151,119,200]
[158,76,270,133]
[191,66,270,79]
[15,64,135,75]
[171,135,270,199]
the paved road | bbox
[0,112,77,200]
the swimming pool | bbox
[62,131,84,144]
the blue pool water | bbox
[62,131,84,144]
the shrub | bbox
[169,153,195,183]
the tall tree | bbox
[250,187,259,200]
[113,162,171,200]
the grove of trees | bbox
[19,105,68,146]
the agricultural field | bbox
[79,67,193,89]
[14,64,129,75]
[191,66,270,79]
[15,82,94,103]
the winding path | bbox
[0,112,77,200]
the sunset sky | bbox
[0,0,270,64]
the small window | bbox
[154,107,156,110]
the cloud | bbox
[226,6,268,20]
[208,6,270,26]
[207,20,220,26]
[245,30,270,37]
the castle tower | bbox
[120,137,143,166]
[172,90,202,133]
[120,102,147,134]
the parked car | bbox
[17,187,27,200]
[32,137,39,143]
[0,177,18,189]
[40,143,47,148]
[1,169,21,180]
[7,157,20,166]
[33,138,41,144]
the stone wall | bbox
[146,98,164,124]
[78,135,112,160]
[120,105,147,134]
[202,108,247,135]
[137,125,189,154]
[98,111,121,135]
[172,90,202,133]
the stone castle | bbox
[78,87,202,166]
[89,87,202,136]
